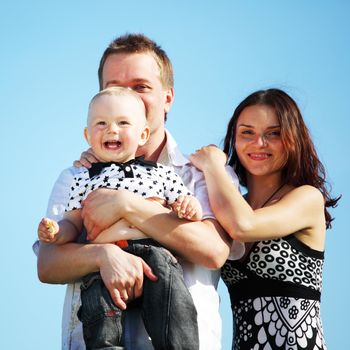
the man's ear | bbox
[139,125,150,146]
[164,87,174,115]
[84,127,91,145]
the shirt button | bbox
[125,166,131,172]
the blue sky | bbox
[1,1,349,349]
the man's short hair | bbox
[98,33,174,90]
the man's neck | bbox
[136,131,167,162]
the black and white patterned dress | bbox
[221,235,327,350]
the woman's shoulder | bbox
[274,185,325,221]
[285,185,326,224]
[283,185,324,204]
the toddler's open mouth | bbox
[104,140,122,150]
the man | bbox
[36,33,243,349]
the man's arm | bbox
[82,189,231,269]
[36,167,156,308]
[37,241,156,308]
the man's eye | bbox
[133,85,149,92]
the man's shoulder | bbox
[57,166,89,183]
[174,161,203,179]
[47,166,89,214]
[57,165,87,177]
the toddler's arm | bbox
[92,219,147,244]
[172,195,203,221]
[37,210,82,245]
[93,197,167,245]
[38,218,60,243]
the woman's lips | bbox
[248,152,271,160]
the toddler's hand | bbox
[172,195,203,221]
[38,218,59,243]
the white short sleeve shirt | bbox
[33,130,244,350]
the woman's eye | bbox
[268,130,281,137]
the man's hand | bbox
[99,244,157,309]
[82,188,127,240]
[73,148,99,168]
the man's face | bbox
[102,53,174,143]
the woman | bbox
[190,89,340,350]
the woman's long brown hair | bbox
[223,88,340,228]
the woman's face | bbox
[235,104,287,178]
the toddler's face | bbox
[85,94,149,163]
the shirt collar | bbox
[157,129,191,167]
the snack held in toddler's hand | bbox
[46,220,57,235]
